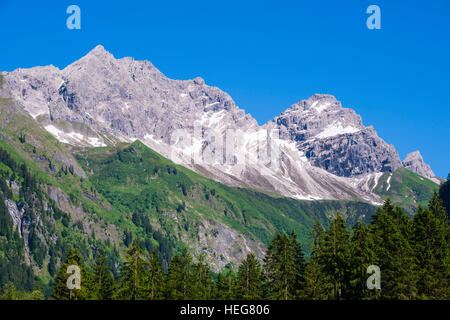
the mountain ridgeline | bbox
[2,45,441,202]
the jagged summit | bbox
[403,151,435,179]
[63,45,158,77]
[90,44,108,53]
[273,93,365,135]
[68,44,115,65]
[294,93,340,111]
[3,44,257,146]
[270,94,402,177]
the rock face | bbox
[1,45,435,203]
[269,94,403,177]
[4,45,258,148]
[403,151,435,179]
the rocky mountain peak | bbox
[3,45,258,147]
[403,151,435,179]
[193,76,205,85]
[271,93,364,143]
[87,44,109,56]
[67,44,115,67]
[281,94,340,116]
[301,93,340,111]
[270,94,402,177]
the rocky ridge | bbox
[402,151,439,183]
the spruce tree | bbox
[439,177,450,219]
[116,239,149,300]
[263,231,305,300]
[302,221,332,299]
[52,247,91,300]
[234,253,263,299]
[0,282,18,300]
[191,252,214,299]
[370,199,417,299]
[143,249,164,300]
[320,213,351,300]
[411,192,449,299]
[92,250,114,300]
[291,230,306,296]
[214,269,235,300]
[165,248,194,299]
[21,289,45,300]
[349,221,380,299]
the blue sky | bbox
[0,0,449,178]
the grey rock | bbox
[402,151,435,179]
[269,94,403,177]
[4,45,257,147]
[5,199,23,235]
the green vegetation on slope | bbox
[0,96,147,290]
[75,140,377,259]
[373,167,439,214]
[439,176,450,219]
[6,191,446,301]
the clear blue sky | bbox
[1,0,449,178]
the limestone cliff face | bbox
[4,45,257,147]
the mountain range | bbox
[3,45,441,198]
[0,45,441,287]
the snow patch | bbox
[371,172,384,191]
[386,173,392,191]
[87,137,107,147]
[143,134,163,145]
[29,110,49,119]
[200,110,227,128]
[44,125,70,143]
[44,125,106,147]
[310,101,331,114]
[430,177,441,185]
[204,101,220,109]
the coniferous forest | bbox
[1,189,448,300]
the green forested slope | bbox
[373,167,439,214]
[0,73,446,299]
[74,141,378,268]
